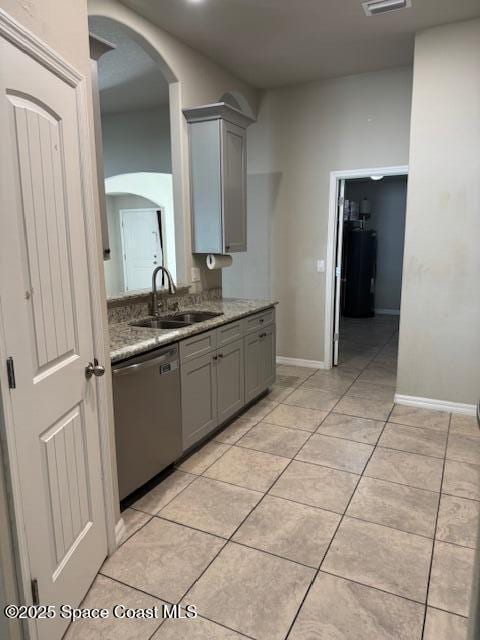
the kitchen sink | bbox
[130,318,191,329]
[173,311,223,323]
[129,311,223,330]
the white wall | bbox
[101,104,171,178]
[224,66,413,362]
[345,176,407,313]
[397,19,480,406]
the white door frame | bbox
[0,9,118,635]
[324,164,409,369]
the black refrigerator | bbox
[341,226,377,318]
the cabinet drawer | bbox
[180,329,217,362]
[217,320,243,348]
[243,308,275,335]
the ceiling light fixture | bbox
[362,0,412,17]
[370,175,384,181]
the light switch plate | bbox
[316,259,325,273]
[191,267,201,282]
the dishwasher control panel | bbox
[160,361,178,374]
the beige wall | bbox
[224,66,413,362]
[89,0,258,291]
[397,19,480,405]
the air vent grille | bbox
[362,0,412,16]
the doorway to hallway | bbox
[326,166,408,373]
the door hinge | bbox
[31,578,39,605]
[6,357,16,389]
[334,332,339,341]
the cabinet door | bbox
[190,120,223,253]
[244,332,263,403]
[181,352,217,450]
[260,324,276,389]
[217,338,245,425]
[222,120,247,252]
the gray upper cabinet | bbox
[183,103,255,254]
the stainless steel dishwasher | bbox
[112,344,182,501]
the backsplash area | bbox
[107,287,223,324]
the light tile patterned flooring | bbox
[66,315,479,640]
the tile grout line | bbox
[284,399,396,639]
[420,412,452,639]
[281,326,399,639]
[170,358,344,624]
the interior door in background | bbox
[120,208,162,290]
[0,30,107,640]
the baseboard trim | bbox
[114,517,126,548]
[276,356,326,370]
[394,393,476,416]
[375,308,400,316]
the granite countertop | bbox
[109,298,277,363]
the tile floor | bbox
[66,315,479,640]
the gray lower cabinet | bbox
[216,338,244,424]
[181,351,217,450]
[244,331,264,403]
[245,324,276,403]
[180,310,276,451]
[259,324,276,389]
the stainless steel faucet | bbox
[152,266,177,316]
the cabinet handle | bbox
[212,355,218,361]
[259,318,264,324]
[218,353,224,358]
[259,332,267,338]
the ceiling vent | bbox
[362,0,412,16]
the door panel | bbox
[222,121,246,252]
[260,324,276,390]
[244,332,262,403]
[181,353,217,450]
[120,208,162,291]
[217,339,244,424]
[11,96,77,369]
[0,35,107,640]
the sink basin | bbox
[130,318,191,329]
[173,311,223,323]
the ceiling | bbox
[120,0,480,88]
[89,16,170,114]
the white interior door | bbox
[120,208,162,290]
[0,32,107,640]
[333,179,345,366]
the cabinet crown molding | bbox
[183,101,255,129]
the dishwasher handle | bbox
[112,348,178,377]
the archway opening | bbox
[89,15,178,296]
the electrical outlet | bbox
[191,267,201,283]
